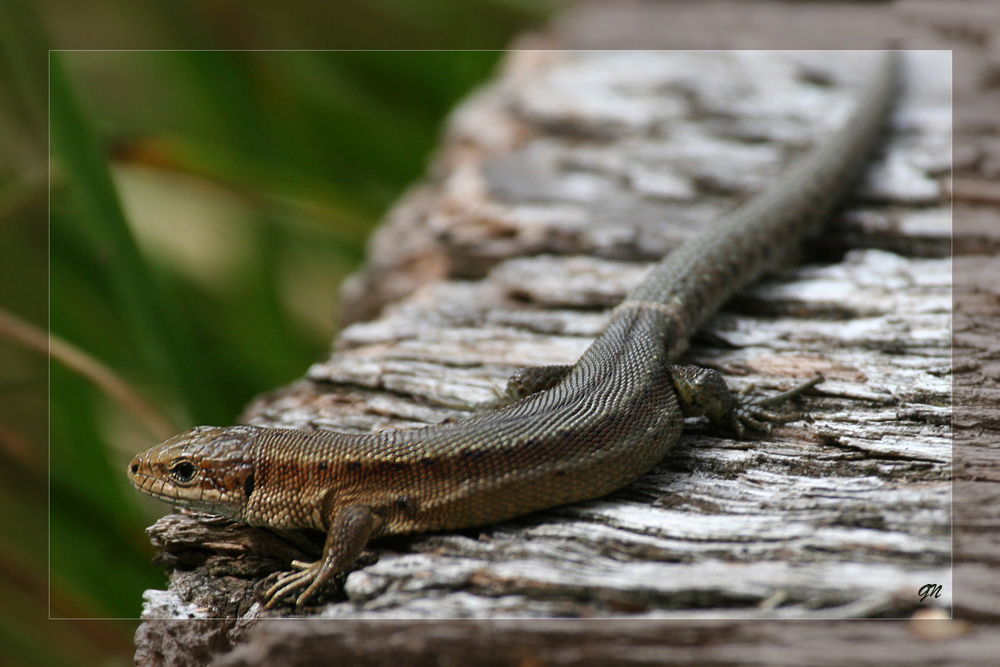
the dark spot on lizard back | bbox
[460,448,487,460]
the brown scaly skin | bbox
[128,52,899,609]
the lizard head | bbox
[128,425,258,520]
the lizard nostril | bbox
[129,459,140,475]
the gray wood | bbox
[131,3,986,664]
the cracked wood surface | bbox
[138,49,950,620]
[132,5,978,664]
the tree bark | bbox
[134,2,991,665]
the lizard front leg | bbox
[263,503,382,609]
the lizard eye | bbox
[169,460,197,484]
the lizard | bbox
[128,51,900,610]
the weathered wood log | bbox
[131,3,985,663]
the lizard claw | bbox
[731,374,824,436]
[263,560,323,609]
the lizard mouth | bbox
[127,456,231,516]
[128,466,179,502]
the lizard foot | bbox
[262,504,381,609]
[670,365,823,438]
[731,374,824,437]
[262,559,329,609]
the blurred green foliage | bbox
[0,0,551,662]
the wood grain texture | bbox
[130,2,980,663]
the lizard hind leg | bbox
[669,365,823,438]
